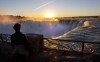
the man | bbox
[11,23,29,62]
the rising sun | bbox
[45,11,55,18]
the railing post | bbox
[82,42,85,57]
[0,34,3,42]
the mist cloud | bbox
[0,20,76,38]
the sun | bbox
[45,11,55,18]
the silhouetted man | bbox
[11,23,29,62]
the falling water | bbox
[0,19,82,38]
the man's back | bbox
[11,32,27,48]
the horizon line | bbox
[0,14,100,18]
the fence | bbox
[0,34,100,55]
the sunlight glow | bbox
[45,11,55,18]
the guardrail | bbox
[44,38,100,55]
[0,34,100,55]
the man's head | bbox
[13,23,21,31]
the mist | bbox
[0,19,78,38]
[20,21,75,38]
[0,15,82,38]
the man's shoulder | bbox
[11,32,26,37]
[20,32,26,36]
[11,33,15,36]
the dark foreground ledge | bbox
[0,34,100,62]
[0,42,100,62]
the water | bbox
[0,20,81,38]
[44,20,100,54]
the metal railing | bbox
[44,38,100,55]
[0,34,100,55]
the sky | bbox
[0,0,100,17]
